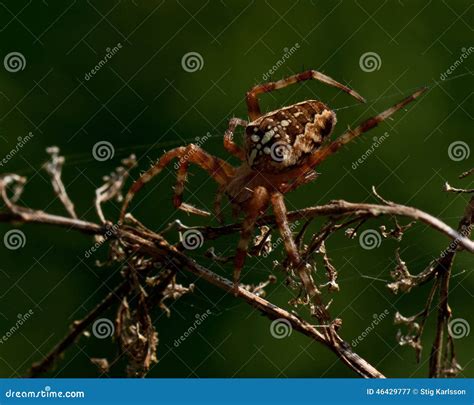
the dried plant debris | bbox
[387,249,436,294]
[240,275,277,297]
[252,225,273,257]
[95,154,136,223]
[90,358,110,374]
[394,312,422,357]
[158,281,194,317]
[380,219,415,241]
[116,297,158,378]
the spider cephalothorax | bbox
[120,70,426,303]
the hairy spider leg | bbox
[246,70,366,121]
[224,117,248,160]
[173,159,211,217]
[233,186,270,286]
[120,144,235,221]
[271,192,329,320]
[213,185,227,224]
[281,170,319,194]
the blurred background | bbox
[0,0,472,378]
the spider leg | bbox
[173,159,211,217]
[290,87,428,183]
[233,186,270,286]
[271,192,329,321]
[246,70,366,121]
[213,185,225,224]
[281,170,319,194]
[224,118,247,160]
[120,144,235,221]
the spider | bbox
[120,70,425,301]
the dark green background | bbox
[0,0,472,378]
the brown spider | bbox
[120,70,425,301]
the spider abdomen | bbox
[245,100,336,172]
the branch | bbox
[0,206,384,379]
[29,281,130,377]
[195,200,474,253]
[429,196,473,377]
[43,147,78,219]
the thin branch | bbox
[444,182,474,194]
[29,281,130,377]
[95,155,136,224]
[429,196,474,377]
[43,147,78,219]
[196,200,474,253]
